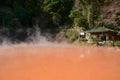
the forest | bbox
[0,0,120,43]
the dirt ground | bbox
[0,44,120,80]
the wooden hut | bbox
[86,27,120,41]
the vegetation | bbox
[91,35,100,44]
[65,29,78,42]
[0,0,120,43]
[114,41,120,47]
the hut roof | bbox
[87,27,115,33]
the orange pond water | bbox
[0,44,120,80]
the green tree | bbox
[69,0,112,30]
[43,0,73,26]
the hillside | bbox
[100,0,120,30]
[0,0,120,43]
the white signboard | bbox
[80,32,85,35]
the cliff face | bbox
[100,0,120,23]
[99,0,120,30]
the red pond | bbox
[0,44,120,80]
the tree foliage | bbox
[0,0,119,37]
[43,0,73,26]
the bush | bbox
[65,29,79,41]
[104,41,114,46]
[91,35,100,44]
[114,41,120,47]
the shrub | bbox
[65,29,79,41]
[104,41,114,46]
[91,35,100,44]
[114,41,120,47]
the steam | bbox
[27,26,50,44]
[0,25,69,49]
[0,26,51,47]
